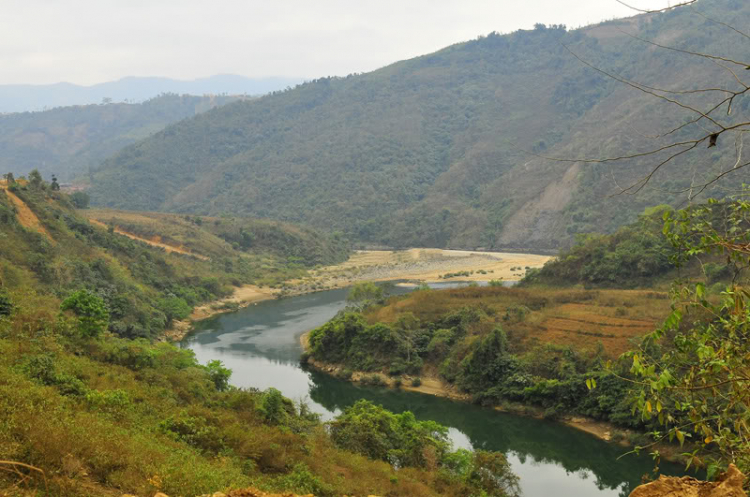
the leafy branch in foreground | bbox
[621,195,750,478]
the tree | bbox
[60,290,109,338]
[28,169,43,189]
[617,197,750,477]
[70,191,90,209]
[346,281,385,309]
[573,1,750,477]
[204,360,231,391]
[3,172,14,185]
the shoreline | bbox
[299,331,687,463]
[161,284,278,342]
[162,247,549,342]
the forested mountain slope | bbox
[88,0,750,249]
[0,178,348,340]
[0,181,517,497]
[0,94,240,181]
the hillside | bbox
[0,178,348,340]
[0,93,242,181]
[87,0,750,249]
[305,285,671,428]
[0,186,518,497]
[0,74,302,113]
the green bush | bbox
[0,292,13,317]
[60,290,109,338]
[203,360,231,391]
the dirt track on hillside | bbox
[87,218,209,260]
[0,180,52,240]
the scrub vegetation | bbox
[0,180,517,496]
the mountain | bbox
[0,182,508,497]
[87,0,750,250]
[0,178,348,339]
[0,74,303,113]
[0,93,244,181]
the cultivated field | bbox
[366,286,669,358]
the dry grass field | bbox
[366,286,670,358]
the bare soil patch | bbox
[0,181,52,240]
[88,218,209,260]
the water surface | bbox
[183,284,684,497]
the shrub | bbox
[0,292,13,317]
[258,388,292,425]
[411,377,422,387]
[360,374,386,386]
[70,191,90,209]
[204,360,231,391]
[158,296,192,322]
[60,290,109,338]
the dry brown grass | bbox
[0,182,52,241]
[366,286,670,358]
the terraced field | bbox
[531,301,661,357]
[366,287,670,358]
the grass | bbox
[366,286,670,358]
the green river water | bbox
[182,284,686,497]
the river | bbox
[182,284,685,497]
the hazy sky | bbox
[3,0,675,85]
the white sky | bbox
[1,0,676,85]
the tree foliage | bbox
[60,289,109,338]
[329,400,519,496]
[619,196,750,476]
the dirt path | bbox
[88,218,210,260]
[0,180,52,240]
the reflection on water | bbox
[183,283,684,497]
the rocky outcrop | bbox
[629,464,746,497]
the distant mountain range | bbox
[0,75,303,113]
[0,94,241,181]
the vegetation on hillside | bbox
[522,206,676,287]
[0,303,518,496]
[307,285,673,425]
[0,176,347,340]
[0,178,521,495]
[88,0,750,249]
[86,209,349,268]
[0,93,239,181]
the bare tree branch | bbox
[616,28,750,69]
[561,44,726,129]
[689,5,750,42]
[614,0,698,14]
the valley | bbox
[2,1,750,495]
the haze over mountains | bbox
[0,94,241,181]
[0,75,303,113]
